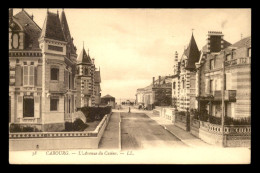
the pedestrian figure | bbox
[129,107,131,113]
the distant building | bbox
[172,33,200,111]
[136,76,172,109]
[75,47,101,108]
[101,94,115,108]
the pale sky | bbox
[13,8,251,101]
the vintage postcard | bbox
[9,8,251,164]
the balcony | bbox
[225,57,250,67]
[49,81,67,93]
[213,90,236,101]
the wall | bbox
[9,113,112,151]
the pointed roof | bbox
[77,48,92,64]
[94,71,101,83]
[60,10,76,54]
[183,33,200,70]
[12,10,41,50]
[40,11,66,42]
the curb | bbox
[162,125,192,148]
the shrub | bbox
[65,119,89,131]
[78,106,112,122]
[178,111,186,117]
[10,124,22,132]
[225,116,251,125]
[209,115,221,125]
[9,124,42,132]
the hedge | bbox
[77,106,112,122]
[191,109,251,125]
[64,118,88,131]
[9,124,42,133]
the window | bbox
[85,68,88,75]
[23,65,34,86]
[12,33,19,49]
[248,48,251,57]
[210,59,215,70]
[23,97,34,117]
[173,82,176,89]
[182,80,185,89]
[226,54,232,61]
[210,80,214,93]
[51,68,59,80]
[50,98,59,111]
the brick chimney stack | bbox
[153,77,155,86]
[207,31,224,53]
[159,76,161,85]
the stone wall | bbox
[175,113,187,131]
[9,113,112,151]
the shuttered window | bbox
[37,66,42,86]
[23,65,34,86]
[15,65,22,86]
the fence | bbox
[191,118,251,147]
[9,113,112,151]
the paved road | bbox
[120,112,188,150]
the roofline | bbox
[17,9,42,31]
[38,37,67,45]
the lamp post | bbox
[221,51,226,147]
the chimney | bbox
[207,31,224,53]
[92,58,95,64]
[175,51,178,62]
[31,14,34,20]
[159,76,161,85]
[153,77,155,86]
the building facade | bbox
[75,48,101,108]
[136,76,172,109]
[195,31,251,118]
[9,9,101,131]
[172,33,200,111]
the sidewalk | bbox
[98,112,120,149]
[144,110,211,148]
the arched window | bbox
[12,33,19,49]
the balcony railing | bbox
[225,57,250,66]
[213,90,236,101]
[49,82,67,93]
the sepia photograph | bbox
[8,8,251,164]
